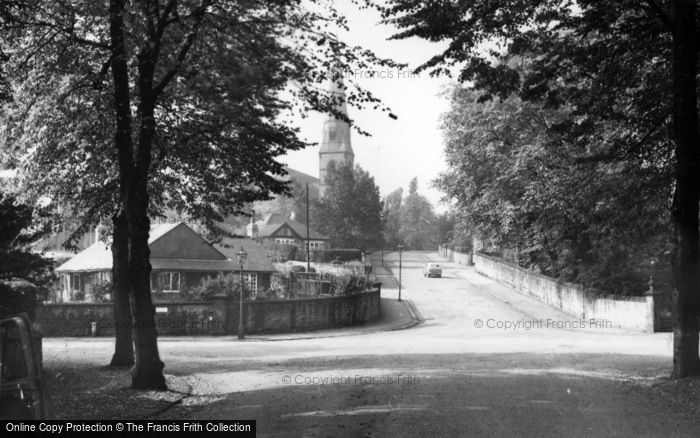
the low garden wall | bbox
[471,252,655,332]
[213,288,380,334]
[34,302,220,337]
[34,287,381,337]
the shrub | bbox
[189,273,253,300]
[270,273,290,298]
[308,249,362,263]
[272,259,375,298]
[90,281,112,303]
[261,242,297,262]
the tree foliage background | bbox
[399,177,438,250]
[0,192,54,318]
[381,177,439,251]
[312,162,382,250]
[437,89,672,296]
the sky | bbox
[280,3,454,213]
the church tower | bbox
[319,75,354,198]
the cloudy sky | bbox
[281,3,454,212]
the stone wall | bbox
[438,245,472,265]
[471,252,655,332]
[35,287,381,337]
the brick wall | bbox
[34,302,220,336]
[35,287,381,337]
[214,288,381,334]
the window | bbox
[151,272,180,293]
[309,241,323,249]
[97,271,111,283]
[275,238,296,245]
[70,274,81,291]
[164,272,180,293]
[242,273,257,293]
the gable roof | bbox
[55,223,273,273]
[149,222,227,260]
[256,214,329,241]
[55,240,112,272]
[148,222,180,244]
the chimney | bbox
[250,210,258,240]
[94,223,103,244]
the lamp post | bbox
[306,182,311,272]
[381,242,384,268]
[380,211,386,268]
[397,244,403,302]
[236,246,248,340]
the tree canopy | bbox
[313,162,383,250]
[437,88,672,295]
[399,177,438,251]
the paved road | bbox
[44,252,698,437]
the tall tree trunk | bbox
[670,0,700,378]
[109,0,165,389]
[127,126,165,389]
[128,20,165,389]
[126,183,164,389]
[109,212,133,366]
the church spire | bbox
[319,70,354,198]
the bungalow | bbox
[54,222,273,302]
[247,213,330,250]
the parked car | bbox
[423,263,442,278]
[1,314,46,420]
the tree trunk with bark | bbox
[128,45,165,389]
[670,0,700,379]
[109,212,133,367]
[126,186,164,388]
[108,0,166,389]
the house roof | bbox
[256,214,329,241]
[56,223,274,273]
[214,237,274,272]
[148,222,180,244]
[55,241,112,272]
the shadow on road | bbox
[150,352,698,437]
[40,352,700,437]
